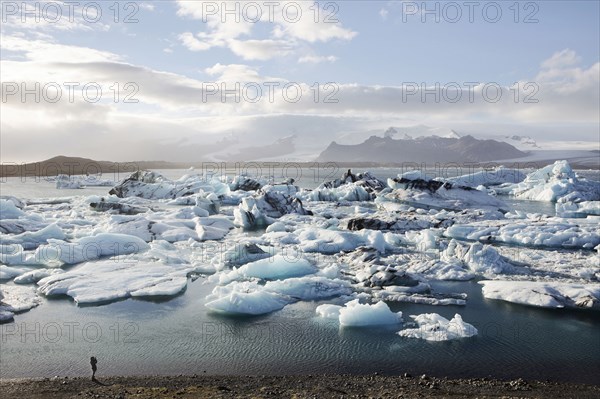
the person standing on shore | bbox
[90,357,98,381]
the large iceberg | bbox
[382,175,508,212]
[37,259,189,304]
[109,170,230,200]
[498,161,600,203]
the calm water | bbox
[1,279,599,383]
[1,167,599,382]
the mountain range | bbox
[316,134,527,163]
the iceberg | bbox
[318,299,402,327]
[37,259,189,304]
[0,285,42,321]
[555,201,600,218]
[448,167,526,188]
[34,233,150,265]
[499,161,600,202]
[398,313,478,341]
[444,218,600,250]
[382,176,508,212]
[264,276,352,300]
[218,254,316,284]
[480,280,600,309]
[109,170,230,200]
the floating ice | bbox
[264,276,352,300]
[234,185,311,229]
[219,242,272,269]
[480,280,600,309]
[37,259,189,304]
[445,218,600,250]
[218,254,316,284]
[382,177,508,212]
[448,167,525,188]
[0,285,42,321]
[14,268,65,284]
[315,303,342,319]
[398,313,477,341]
[109,170,230,200]
[555,201,600,218]
[34,233,150,265]
[499,161,600,202]
[338,299,402,327]
[0,223,66,250]
[205,281,291,315]
[0,199,26,220]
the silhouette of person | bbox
[90,356,98,380]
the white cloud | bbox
[298,55,338,64]
[0,35,121,63]
[178,32,212,51]
[541,49,581,69]
[2,39,598,163]
[379,8,389,20]
[175,1,356,61]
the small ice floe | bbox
[0,285,42,322]
[0,199,26,220]
[479,280,600,309]
[555,201,600,218]
[205,281,291,316]
[315,298,402,327]
[398,313,477,341]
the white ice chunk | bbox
[219,254,316,284]
[37,260,189,304]
[315,303,342,319]
[34,233,150,265]
[205,282,291,315]
[480,280,600,309]
[338,299,402,327]
[0,199,26,219]
[399,313,477,341]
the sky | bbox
[1,0,599,162]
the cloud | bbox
[0,1,110,32]
[541,49,582,69]
[1,35,121,63]
[2,38,598,163]
[298,55,338,64]
[175,1,356,60]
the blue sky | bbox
[1,1,599,162]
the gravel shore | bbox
[2,374,598,398]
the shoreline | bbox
[2,374,599,398]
